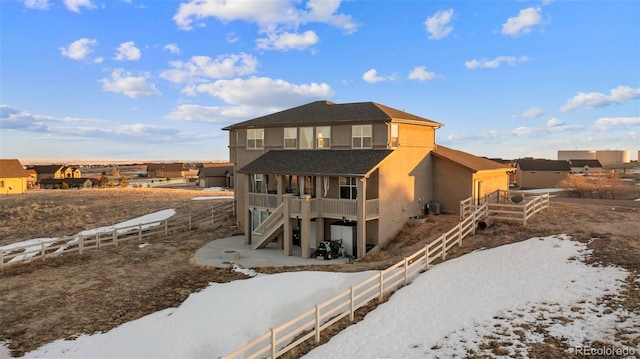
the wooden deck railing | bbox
[1,201,234,271]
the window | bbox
[554,171,561,175]
[0,180,4,187]
[302,176,315,197]
[285,175,298,194]
[529,171,536,174]
[300,127,314,149]
[284,127,297,149]
[251,209,270,231]
[352,125,372,148]
[316,126,331,149]
[247,129,264,149]
[253,174,263,193]
[339,177,357,199]
[390,124,399,147]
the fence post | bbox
[1,249,3,271]
[271,328,277,358]
[79,234,84,254]
[97,233,101,249]
[472,207,477,235]
[458,222,463,246]
[212,207,215,224]
[138,224,142,241]
[378,273,384,302]
[164,219,168,235]
[349,287,355,321]
[441,235,446,260]
[189,213,192,230]
[424,244,429,270]
[523,203,528,227]
[113,228,117,246]
[404,257,409,285]
[315,305,321,343]
[41,241,46,260]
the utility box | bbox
[429,202,441,215]
[330,222,357,256]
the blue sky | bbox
[1,0,639,162]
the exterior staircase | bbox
[251,202,286,249]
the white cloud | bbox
[63,0,95,13]
[194,76,334,107]
[513,106,544,119]
[160,53,258,84]
[561,86,640,112]
[465,56,528,69]
[100,69,162,98]
[362,69,386,84]
[501,7,543,36]
[424,9,454,40]
[407,66,436,81]
[164,43,181,55]
[592,117,640,131]
[256,30,319,51]
[226,32,240,43]
[23,0,50,10]
[164,104,268,123]
[546,117,564,127]
[114,41,141,61]
[59,38,98,60]
[173,0,357,32]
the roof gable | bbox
[517,159,571,171]
[223,101,443,129]
[29,164,64,174]
[568,159,602,168]
[432,146,512,172]
[0,159,28,178]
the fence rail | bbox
[220,202,490,359]
[1,201,234,271]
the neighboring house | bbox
[39,178,98,189]
[61,166,82,178]
[568,159,603,174]
[198,163,234,188]
[432,146,514,210]
[145,163,184,178]
[30,165,64,181]
[515,159,571,188]
[223,100,512,259]
[0,159,29,195]
[25,169,37,189]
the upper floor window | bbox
[300,127,314,149]
[352,125,372,149]
[284,127,297,149]
[316,126,331,149]
[390,124,399,148]
[247,129,264,149]
[339,177,357,199]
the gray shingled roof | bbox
[238,150,393,176]
[223,101,443,129]
[517,159,571,171]
[568,159,602,168]
[432,146,512,172]
[199,165,233,177]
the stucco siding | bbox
[432,156,473,213]
[0,177,28,195]
[517,170,569,189]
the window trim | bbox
[352,124,373,149]
[247,128,264,150]
[284,127,297,149]
[390,123,399,148]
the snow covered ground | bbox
[2,235,637,358]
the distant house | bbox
[25,169,37,189]
[198,163,234,188]
[0,159,29,195]
[30,165,64,181]
[568,159,603,174]
[61,166,82,178]
[39,178,98,189]
[145,163,184,178]
[515,159,571,188]
[432,146,514,210]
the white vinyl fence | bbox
[220,203,490,359]
[1,201,233,270]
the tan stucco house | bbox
[224,101,512,259]
[0,159,28,195]
[516,158,571,188]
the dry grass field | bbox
[1,187,639,357]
